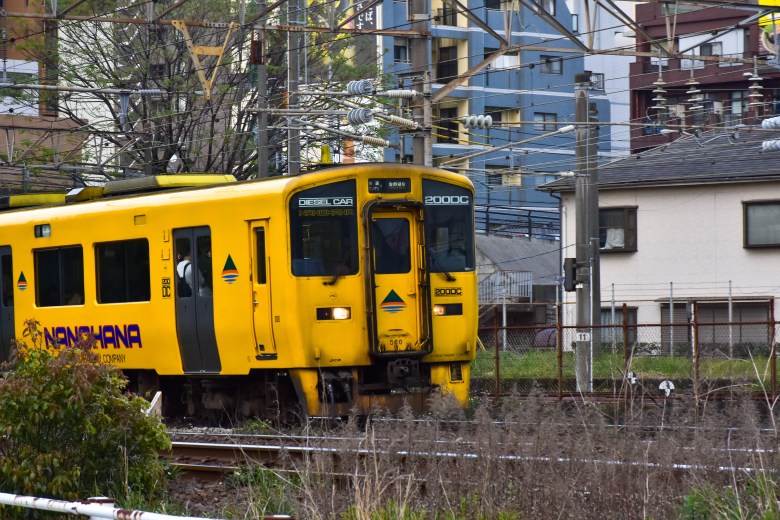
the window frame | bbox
[743,200,780,248]
[540,55,563,75]
[95,238,151,304]
[533,112,557,132]
[591,72,605,91]
[393,37,410,64]
[35,245,85,307]
[599,207,637,253]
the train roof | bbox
[0,163,472,221]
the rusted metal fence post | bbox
[770,298,776,401]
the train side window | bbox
[255,228,267,284]
[1,254,12,307]
[95,239,151,303]
[35,246,84,307]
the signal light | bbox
[563,257,578,292]
[461,114,493,129]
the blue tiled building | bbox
[378,0,611,236]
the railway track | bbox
[167,425,779,483]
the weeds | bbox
[218,391,780,519]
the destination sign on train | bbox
[368,178,411,193]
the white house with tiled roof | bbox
[541,126,780,353]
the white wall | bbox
[561,181,780,326]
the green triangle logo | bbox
[382,290,404,305]
[223,254,237,272]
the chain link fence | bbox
[473,298,780,401]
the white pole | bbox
[611,283,616,353]
[0,492,277,520]
[670,282,674,357]
[729,280,734,357]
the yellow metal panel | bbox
[0,193,66,209]
[102,174,236,195]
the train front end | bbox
[284,165,477,417]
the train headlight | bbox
[433,303,463,316]
[317,307,352,320]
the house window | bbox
[696,301,771,355]
[485,0,501,10]
[744,201,780,247]
[394,38,410,63]
[0,71,37,99]
[534,112,557,131]
[600,307,637,346]
[437,107,459,144]
[96,239,151,303]
[599,207,637,252]
[436,5,456,25]
[437,46,459,81]
[541,0,555,15]
[35,246,84,307]
[661,303,690,354]
[700,42,722,57]
[485,165,504,186]
[540,55,562,74]
[729,90,748,125]
[591,72,605,90]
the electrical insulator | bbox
[460,114,493,129]
[347,80,374,96]
[380,89,418,99]
[383,114,418,129]
[762,116,780,129]
[347,108,373,125]
[359,135,389,147]
[762,139,780,152]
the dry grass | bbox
[220,392,780,519]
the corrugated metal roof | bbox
[476,234,559,284]
[541,125,780,192]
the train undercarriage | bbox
[128,358,445,423]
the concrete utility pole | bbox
[287,0,302,175]
[574,71,599,393]
[256,3,269,178]
[409,0,432,166]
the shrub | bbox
[0,320,171,511]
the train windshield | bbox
[422,180,475,273]
[290,180,359,277]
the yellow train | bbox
[0,163,477,420]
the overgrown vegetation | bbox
[0,320,171,516]
[175,394,780,519]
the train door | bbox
[0,247,13,361]
[367,203,431,356]
[250,221,276,359]
[173,227,221,373]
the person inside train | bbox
[176,247,194,297]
